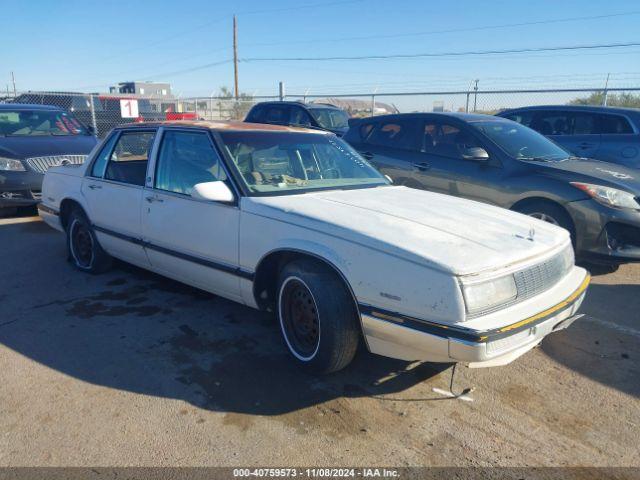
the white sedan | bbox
[38,121,590,373]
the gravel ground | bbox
[0,214,638,467]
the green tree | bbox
[216,86,254,120]
[569,92,640,108]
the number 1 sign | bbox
[120,99,139,118]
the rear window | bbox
[264,106,290,124]
[246,105,265,122]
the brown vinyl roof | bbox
[115,120,329,134]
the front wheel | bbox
[514,201,576,241]
[66,207,112,273]
[277,259,360,374]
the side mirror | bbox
[191,181,235,203]
[462,147,489,161]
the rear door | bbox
[353,117,423,188]
[81,129,156,266]
[532,110,601,157]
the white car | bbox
[38,121,590,373]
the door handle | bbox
[145,195,164,203]
[87,184,102,190]
[578,142,594,148]
[359,151,374,160]
[412,162,431,171]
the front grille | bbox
[513,247,572,302]
[25,155,87,174]
[466,245,574,319]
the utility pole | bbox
[233,15,239,101]
[11,71,16,96]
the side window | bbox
[359,123,375,141]
[572,113,597,135]
[533,111,597,135]
[290,107,312,127]
[90,132,119,178]
[504,111,534,127]
[264,106,290,124]
[104,131,155,186]
[423,122,480,159]
[155,130,227,195]
[533,112,571,136]
[599,114,633,134]
[367,120,417,150]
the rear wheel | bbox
[277,259,360,374]
[66,207,112,273]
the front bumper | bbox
[0,170,43,208]
[568,198,640,264]
[361,271,590,367]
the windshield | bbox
[471,120,570,161]
[308,108,349,130]
[0,109,89,136]
[219,131,389,195]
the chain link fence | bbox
[2,87,639,138]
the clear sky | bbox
[3,0,640,100]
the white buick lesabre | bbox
[38,121,589,373]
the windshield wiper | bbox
[520,155,567,162]
[520,156,552,162]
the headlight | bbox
[0,157,26,171]
[571,182,639,209]
[461,275,517,315]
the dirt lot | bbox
[0,214,638,467]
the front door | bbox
[141,128,242,302]
[81,129,156,267]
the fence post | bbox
[88,94,98,137]
[279,81,285,101]
[473,79,479,113]
[370,94,375,117]
[602,73,610,106]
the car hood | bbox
[243,186,569,276]
[0,135,98,159]
[531,157,640,192]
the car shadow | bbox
[540,282,640,398]
[0,247,450,417]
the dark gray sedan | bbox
[344,113,640,268]
[497,105,640,169]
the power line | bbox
[242,41,640,62]
[243,10,640,47]
[235,0,365,16]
